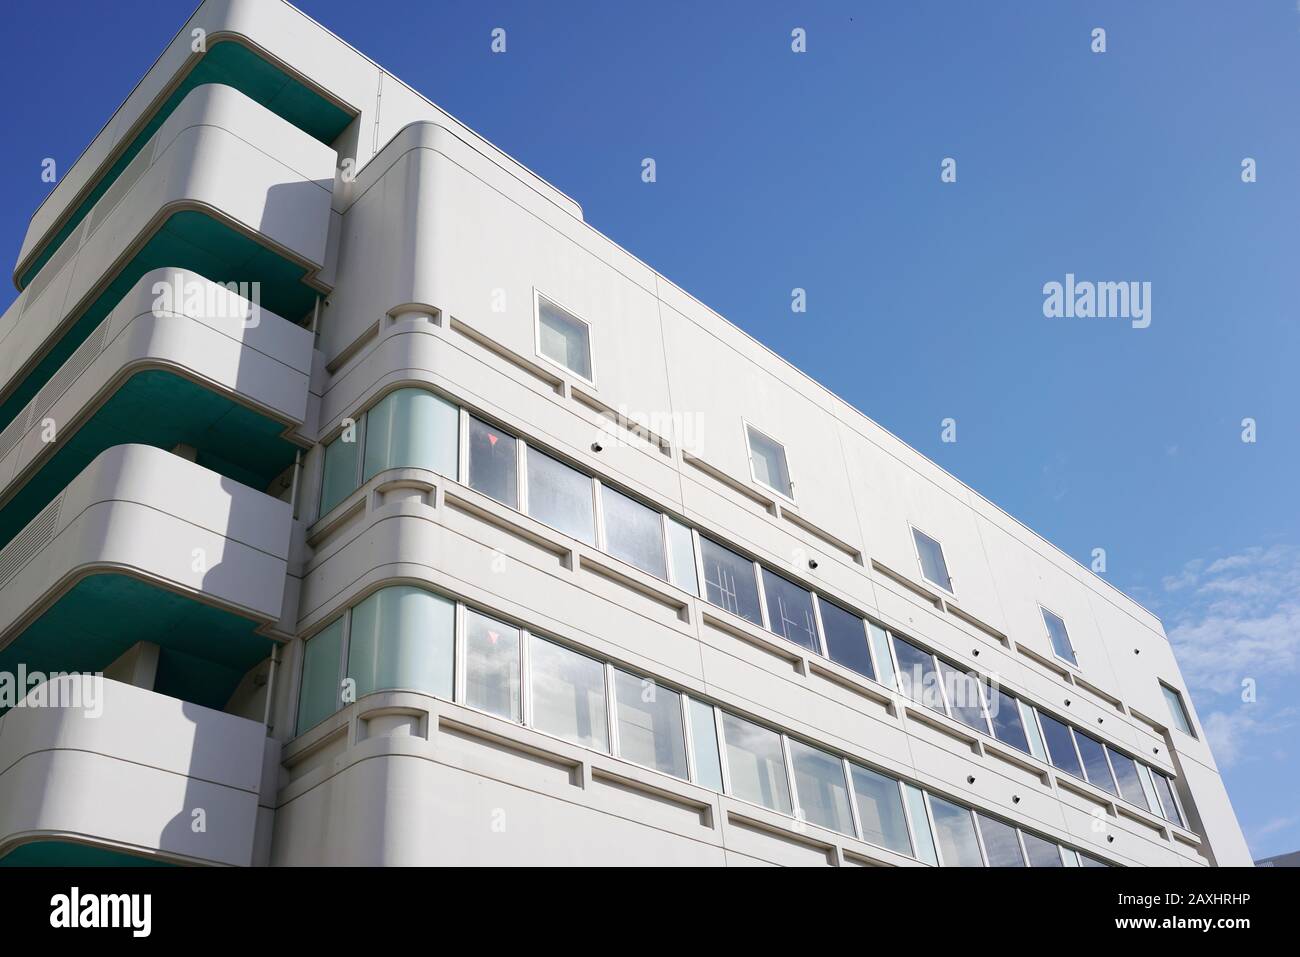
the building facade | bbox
[0,0,1252,867]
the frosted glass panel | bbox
[363,388,458,481]
[526,449,595,544]
[298,617,344,733]
[347,586,454,699]
[319,426,361,516]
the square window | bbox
[760,569,819,651]
[526,448,595,544]
[788,740,854,836]
[976,813,1025,867]
[1161,683,1196,737]
[1040,607,1077,665]
[911,527,953,592]
[536,294,592,381]
[819,599,874,680]
[745,424,793,499]
[928,796,985,867]
[720,712,792,814]
[1021,832,1065,867]
[601,485,667,580]
[699,536,762,625]
[468,416,518,508]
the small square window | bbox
[1040,607,1077,665]
[911,526,953,592]
[1161,683,1196,737]
[744,424,793,499]
[536,294,592,382]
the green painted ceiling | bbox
[0,368,299,549]
[18,39,352,289]
[0,840,177,867]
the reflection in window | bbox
[297,617,344,733]
[976,814,1025,867]
[1106,747,1149,810]
[362,388,458,482]
[526,449,595,544]
[851,765,912,855]
[745,424,793,498]
[1075,731,1118,794]
[613,669,687,779]
[1020,701,1049,761]
[892,636,944,713]
[989,688,1030,753]
[1152,771,1185,828]
[464,609,520,721]
[1021,832,1064,867]
[689,699,723,792]
[904,784,939,866]
[601,486,667,580]
[819,599,874,680]
[1041,607,1077,665]
[700,537,761,625]
[530,637,608,751]
[867,623,897,691]
[936,660,989,733]
[665,517,698,595]
[468,416,517,508]
[912,527,952,592]
[761,569,819,651]
[1038,711,1083,777]
[537,296,592,380]
[721,713,791,814]
[347,586,455,700]
[789,741,854,835]
[1161,683,1195,737]
[929,796,985,867]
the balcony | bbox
[0,675,266,866]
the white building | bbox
[0,0,1251,867]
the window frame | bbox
[1160,681,1197,738]
[742,420,796,504]
[909,523,956,596]
[1038,604,1079,667]
[533,289,595,386]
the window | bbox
[601,486,667,579]
[761,569,819,651]
[936,660,989,733]
[903,784,939,866]
[1021,832,1064,867]
[468,416,517,508]
[1019,700,1049,761]
[989,688,1030,753]
[700,537,762,625]
[867,622,897,690]
[928,796,984,867]
[1106,747,1150,810]
[665,517,698,595]
[1152,770,1185,828]
[976,813,1025,867]
[1161,683,1195,737]
[347,586,455,700]
[1078,853,1109,868]
[1040,606,1077,665]
[1136,762,1163,815]
[1075,731,1118,795]
[1038,711,1083,777]
[297,617,344,732]
[613,669,687,779]
[892,636,944,713]
[536,294,592,381]
[464,609,521,721]
[362,388,458,482]
[526,448,595,544]
[789,741,854,835]
[850,765,911,855]
[319,426,362,516]
[720,713,792,814]
[529,637,608,751]
[911,526,953,592]
[819,599,874,680]
[689,699,724,791]
[745,424,793,499]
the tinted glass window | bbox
[613,669,687,779]
[601,485,666,579]
[746,425,792,498]
[819,599,874,680]
[700,537,761,625]
[537,297,592,380]
[298,617,343,733]
[929,796,984,867]
[850,765,912,855]
[464,609,520,721]
[1107,747,1150,810]
[319,428,361,516]
[530,637,608,751]
[526,449,595,544]
[1041,607,1077,665]
[1021,832,1064,867]
[912,527,952,591]
[1038,711,1083,776]
[721,713,791,814]
[893,637,944,713]
[789,741,854,835]
[761,569,819,651]
[989,689,1030,753]
[468,417,517,508]
[347,586,454,700]
[1075,732,1118,794]
[976,813,1025,867]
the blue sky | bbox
[1,1,1296,858]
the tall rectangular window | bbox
[362,388,458,482]
[319,427,361,517]
[867,623,897,690]
[976,813,1025,867]
[688,699,724,792]
[1075,731,1118,795]
[936,660,989,733]
[788,741,854,836]
[761,569,819,651]
[529,637,608,751]
[911,527,952,592]
[928,796,985,867]
[1161,683,1195,737]
[536,295,592,381]
[464,609,521,721]
[850,765,912,855]
[1152,771,1185,828]
[1106,747,1150,810]
[601,485,667,579]
[468,416,518,508]
[745,424,793,499]
[989,688,1030,753]
[526,448,595,544]
[1021,832,1064,867]
[700,537,761,625]
[665,517,698,595]
[892,636,944,713]
[1037,711,1083,777]
[1020,700,1049,761]
[613,669,687,779]
[819,598,874,680]
[1040,607,1077,665]
[721,713,792,814]
[347,586,455,700]
[903,784,939,866]
[297,617,344,733]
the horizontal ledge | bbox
[870,559,943,608]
